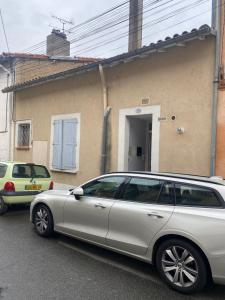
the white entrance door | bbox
[117,106,160,172]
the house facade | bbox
[0,55,14,161]
[2,26,216,187]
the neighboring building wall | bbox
[15,59,91,84]
[0,65,11,161]
[216,0,225,177]
[13,37,215,186]
[216,89,225,176]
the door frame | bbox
[117,105,160,172]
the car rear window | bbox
[0,164,7,178]
[12,164,50,179]
[175,183,222,207]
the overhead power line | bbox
[0,0,212,83]
[0,9,10,52]
[11,0,209,77]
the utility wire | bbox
[22,0,130,53]
[22,0,159,54]
[0,0,211,82]
[12,0,208,77]
[0,9,10,52]
[11,0,164,75]
[0,5,213,85]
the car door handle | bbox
[147,212,164,219]
[95,203,106,209]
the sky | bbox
[0,0,212,58]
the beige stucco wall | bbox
[14,36,215,186]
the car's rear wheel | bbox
[0,196,8,215]
[156,239,208,294]
[33,204,54,237]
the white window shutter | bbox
[52,120,63,169]
[61,119,78,170]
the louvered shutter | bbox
[52,120,63,169]
[61,118,78,170]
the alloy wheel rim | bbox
[162,246,198,288]
[35,208,48,233]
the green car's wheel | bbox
[0,196,8,215]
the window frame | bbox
[0,163,7,178]
[15,120,32,149]
[81,175,127,200]
[50,113,80,174]
[12,163,51,179]
[118,176,176,206]
[174,182,225,209]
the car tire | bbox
[156,238,208,294]
[0,196,8,215]
[33,204,54,237]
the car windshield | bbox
[12,164,50,178]
[0,164,7,178]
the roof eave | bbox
[2,25,214,93]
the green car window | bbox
[32,165,50,178]
[0,164,7,178]
[12,164,50,179]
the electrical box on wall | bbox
[141,98,150,105]
[137,146,143,157]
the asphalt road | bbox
[0,207,225,300]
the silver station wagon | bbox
[30,172,225,294]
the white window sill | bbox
[50,167,79,174]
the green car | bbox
[0,162,53,215]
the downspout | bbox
[99,64,111,174]
[210,0,221,176]
[0,64,10,133]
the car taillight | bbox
[49,181,54,190]
[4,181,15,192]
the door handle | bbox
[147,212,164,219]
[95,203,106,209]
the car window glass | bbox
[32,165,50,178]
[158,182,175,205]
[12,164,32,178]
[0,164,7,178]
[122,177,162,203]
[175,184,221,207]
[12,164,50,179]
[82,176,125,199]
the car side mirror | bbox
[72,187,84,200]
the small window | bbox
[12,164,32,178]
[12,164,50,179]
[0,164,7,178]
[158,182,175,205]
[82,176,125,199]
[32,165,50,178]
[175,184,222,207]
[16,122,31,148]
[122,177,162,204]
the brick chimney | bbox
[47,29,70,56]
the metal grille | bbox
[18,123,30,147]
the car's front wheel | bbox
[156,238,208,294]
[0,196,8,215]
[33,204,54,237]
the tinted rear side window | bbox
[158,182,175,205]
[175,183,221,207]
[0,164,7,178]
[32,165,50,178]
[12,164,50,179]
[122,177,162,204]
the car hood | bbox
[40,189,72,196]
